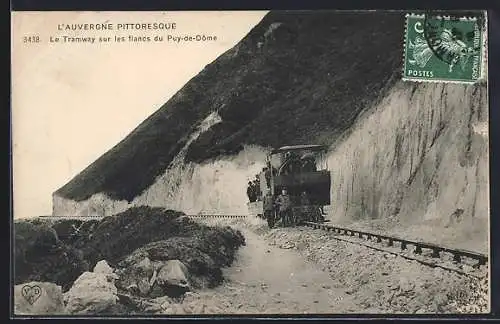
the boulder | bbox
[63,271,119,315]
[14,281,65,315]
[155,260,190,298]
[93,260,114,275]
[157,260,190,287]
[117,257,190,299]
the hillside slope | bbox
[53,11,488,252]
[55,11,403,203]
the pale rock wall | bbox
[326,81,488,252]
[53,145,268,217]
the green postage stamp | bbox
[403,13,486,83]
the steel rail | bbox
[37,214,248,221]
[186,215,248,219]
[38,215,105,221]
[302,221,488,269]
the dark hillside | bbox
[56,11,404,203]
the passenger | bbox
[290,152,302,174]
[301,154,317,172]
[256,177,262,199]
[280,152,301,175]
[275,187,292,227]
[252,179,261,200]
[247,181,258,202]
[263,191,275,228]
[247,181,254,202]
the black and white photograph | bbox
[11,10,490,316]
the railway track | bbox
[302,221,488,279]
[38,214,249,221]
[38,215,105,221]
[37,214,488,278]
[186,214,248,219]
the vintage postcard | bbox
[11,10,490,317]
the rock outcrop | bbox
[155,260,191,298]
[93,260,114,275]
[15,206,246,314]
[63,270,119,315]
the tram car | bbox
[246,144,331,224]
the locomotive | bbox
[246,144,331,225]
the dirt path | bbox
[157,220,487,315]
[188,227,355,314]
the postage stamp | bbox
[403,13,486,83]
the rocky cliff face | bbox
[53,11,488,250]
[327,81,488,252]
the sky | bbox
[12,11,268,219]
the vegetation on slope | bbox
[55,11,403,202]
[15,207,245,291]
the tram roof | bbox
[270,144,327,154]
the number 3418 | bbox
[23,35,40,43]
